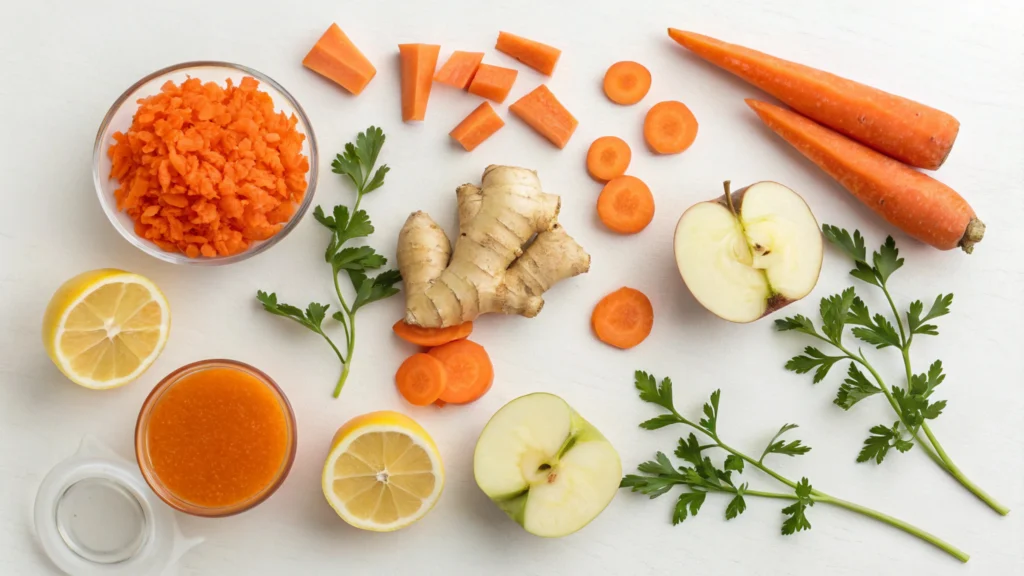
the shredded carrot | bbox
[108,76,309,258]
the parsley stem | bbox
[331,270,358,398]
[838,345,945,466]
[321,332,345,365]
[918,422,1008,515]
[333,273,354,333]
[740,488,800,500]
[814,494,970,562]
[351,191,364,220]
[880,282,908,347]
[897,348,1010,515]
[883,279,1008,515]
[718,439,798,490]
[670,409,969,561]
[334,358,351,398]
[669,409,798,490]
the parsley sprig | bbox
[257,127,400,398]
[623,371,968,561]
[777,225,1008,515]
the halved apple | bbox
[674,181,822,323]
[473,393,621,537]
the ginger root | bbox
[397,165,591,328]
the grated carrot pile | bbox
[108,76,309,258]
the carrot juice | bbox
[136,360,296,516]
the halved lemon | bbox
[42,269,170,389]
[322,411,444,532]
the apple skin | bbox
[473,393,622,537]
[673,181,823,323]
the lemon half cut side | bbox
[322,411,445,532]
[43,269,170,389]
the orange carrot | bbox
[467,64,519,103]
[434,51,485,89]
[644,101,698,154]
[393,319,474,347]
[746,99,984,253]
[586,136,631,182]
[597,175,655,234]
[395,353,448,406]
[509,85,578,149]
[591,287,654,350]
[450,103,505,151]
[302,24,377,95]
[428,340,493,404]
[668,29,959,170]
[603,61,651,105]
[399,44,441,122]
[107,77,309,258]
[495,32,561,75]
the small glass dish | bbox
[135,359,297,517]
[34,435,202,576]
[92,61,319,266]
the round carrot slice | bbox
[597,175,655,234]
[428,340,493,404]
[591,287,654,349]
[395,353,448,406]
[644,100,698,154]
[392,320,474,347]
[586,136,632,182]
[603,61,652,105]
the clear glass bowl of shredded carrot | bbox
[93,62,318,265]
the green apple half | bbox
[473,393,621,537]
[674,181,823,323]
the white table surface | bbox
[2,0,1022,574]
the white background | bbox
[2,0,1022,574]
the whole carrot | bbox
[668,29,959,170]
[747,99,984,253]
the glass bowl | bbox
[134,359,297,517]
[92,62,319,266]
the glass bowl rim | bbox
[134,358,297,517]
[92,60,319,266]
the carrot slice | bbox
[467,64,519,103]
[434,51,485,89]
[603,61,651,105]
[393,319,474,347]
[668,29,959,170]
[395,353,448,406]
[450,103,505,151]
[586,136,631,181]
[597,175,655,234]
[644,101,698,154]
[428,340,494,404]
[591,287,654,349]
[399,43,441,122]
[747,99,984,253]
[302,24,377,96]
[509,85,578,149]
[495,32,561,75]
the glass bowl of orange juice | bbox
[135,359,297,517]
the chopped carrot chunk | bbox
[107,77,309,257]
